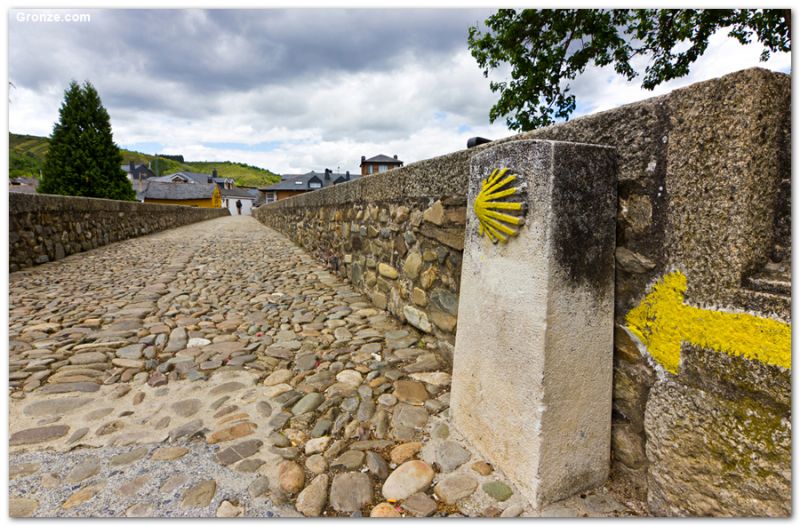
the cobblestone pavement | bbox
[9,216,641,518]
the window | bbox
[309,182,322,189]
[378,164,388,173]
[266,192,276,203]
[295,181,303,185]
[368,165,373,174]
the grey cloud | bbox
[9,7,510,172]
[10,9,490,97]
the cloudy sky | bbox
[8,8,791,174]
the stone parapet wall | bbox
[254,150,473,363]
[9,193,230,271]
[254,68,791,516]
[509,67,791,515]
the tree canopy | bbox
[468,9,791,131]
[39,81,135,200]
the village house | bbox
[259,169,359,202]
[122,161,156,191]
[360,154,403,175]
[149,169,235,191]
[140,180,221,208]
[8,177,39,194]
[221,186,257,215]
[122,161,155,180]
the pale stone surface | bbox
[422,440,471,473]
[304,436,331,455]
[65,460,101,484]
[23,397,87,417]
[451,140,616,508]
[109,446,148,466]
[10,497,38,517]
[10,425,70,446]
[434,473,478,504]
[278,461,305,494]
[330,472,372,512]
[390,442,422,464]
[63,483,104,509]
[181,480,217,508]
[378,263,399,279]
[370,502,401,517]
[502,504,524,517]
[423,200,445,225]
[409,372,451,386]
[126,503,155,517]
[402,306,432,333]
[10,463,40,479]
[207,422,257,444]
[336,370,363,387]
[295,474,329,516]
[381,460,434,500]
[151,446,189,461]
[402,492,437,517]
[394,381,429,405]
[306,454,328,474]
[216,500,243,517]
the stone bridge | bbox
[8,68,791,519]
[8,216,632,518]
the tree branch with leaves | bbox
[469,9,791,131]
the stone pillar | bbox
[451,139,617,508]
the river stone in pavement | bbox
[295,474,329,517]
[434,473,479,504]
[422,440,471,473]
[11,425,70,446]
[181,480,217,508]
[330,472,372,513]
[382,460,435,501]
[402,492,437,517]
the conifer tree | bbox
[39,81,135,200]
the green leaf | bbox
[468,9,790,131]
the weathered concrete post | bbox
[451,139,617,508]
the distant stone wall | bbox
[254,68,791,516]
[9,193,230,271]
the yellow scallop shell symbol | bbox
[474,167,525,243]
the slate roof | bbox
[260,171,361,192]
[362,154,402,165]
[221,187,256,199]
[152,172,233,185]
[11,177,38,186]
[142,181,217,200]
[9,177,39,194]
[121,163,149,172]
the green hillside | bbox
[9,133,49,179]
[9,132,281,188]
[180,161,281,188]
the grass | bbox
[9,132,282,187]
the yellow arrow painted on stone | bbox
[625,271,791,374]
